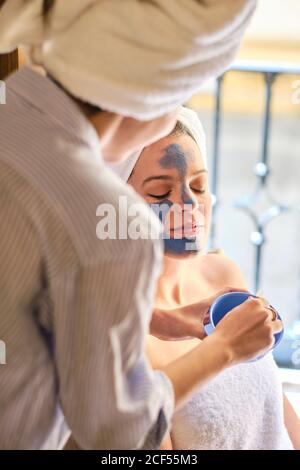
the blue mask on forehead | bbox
[159,143,188,177]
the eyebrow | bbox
[142,169,207,186]
[192,169,208,177]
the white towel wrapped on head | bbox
[0,0,256,120]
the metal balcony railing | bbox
[211,59,300,291]
[209,59,300,368]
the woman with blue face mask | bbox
[110,107,300,450]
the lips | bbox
[168,223,202,237]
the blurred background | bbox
[187,0,300,413]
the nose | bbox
[177,186,202,229]
[180,185,199,211]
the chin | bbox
[163,237,203,259]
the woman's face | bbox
[128,133,212,258]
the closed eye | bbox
[147,191,172,200]
[191,188,206,194]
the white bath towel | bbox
[0,0,256,120]
[171,353,294,450]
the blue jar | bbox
[203,291,284,361]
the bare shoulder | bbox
[199,250,248,290]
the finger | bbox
[196,329,207,340]
[263,306,278,322]
[247,295,267,309]
[267,306,278,321]
[257,295,270,309]
[270,319,283,334]
[246,295,257,302]
[184,301,210,318]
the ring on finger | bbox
[266,305,278,321]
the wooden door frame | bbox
[0,0,19,79]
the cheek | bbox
[196,193,212,217]
[203,195,212,241]
[204,193,212,219]
[196,194,212,239]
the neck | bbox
[156,255,185,307]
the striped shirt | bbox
[0,66,174,450]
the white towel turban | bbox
[109,106,207,182]
[0,0,256,120]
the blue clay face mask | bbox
[149,143,202,257]
[128,134,209,257]
[159,143,188,178]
